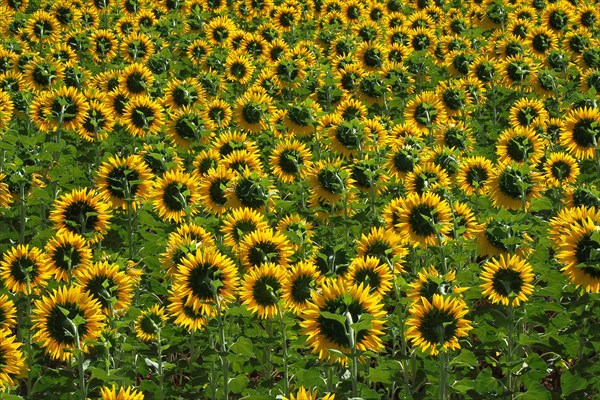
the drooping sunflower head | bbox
[560,107,600,160]
[489,162,541,210]
[221,207,269,251]
[240,262,287,319]
[0,328,26,392]
[0,244,51,294]
[345,256,393,297]
[480,253,535,306]
[405,294,472,356]
[239,228,293,270]
[32,286,106,361]
[123,95,165,138]
[557,217,600,293]
[300,278,386,364]
[44,230,92,282]
[270,139,313,183]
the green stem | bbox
[507,303,515,400]
[157,329,164,400]
[278,308,290,397]
[66,318,86,400]
[439,351,448,400]
[345,311,358,398]
[19,183,26,244]
[215,296,229,400]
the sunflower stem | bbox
[66,316,87,400]
[507,302,515,400]
[24,280,34,397]
[439,350,448,400]
[157,328,164,400]
[215,294,229,400]
[19,182,26,244]
[278,307,290,397]
[345,310,358,398]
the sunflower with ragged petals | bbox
[44,230,92,282]
[41,86,89,131]
[171,247,240,316]
[225,168,276,211]
[477,218,534,258]
[548,206,600,246]
[489,162,541,210]
[481,254,535,306]
[240,262,287,319]
[496,127,545,165]
[508,97,549,131]
[100,385,145,400]
[0,328,26,392]
[405,294,472,356]
[123,95,165,138]
[161,233,204,277]
[270,139,313,183]
[134,304,167,342]
[282,261,320,315]
[0,89,13,131]
[277,214,314,255]
[75,261,134,314]
[0,244,50,295]
[49,187,112,243]
[162,78,204,110]
[395,192,453,248]
[300,278,386,364]
[557,217,600,293]
[560,107,600,160]
[404,91,448,135]
[167,288,208,332]
[239,228,293,271]
[151,169,201,223]
[221,207,269,251]
[96,154,153,210]
[408,266,468,304]
[543,152,580,187]
[199,166,234,216]
[0,294,16,331]
[32,286,106,361]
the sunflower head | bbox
[480,254,535,306]
[135,304,167,342]
[240,262,287,319]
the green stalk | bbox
[278,308,290,397]
[345,311,358,398]
[157,328,164,400]
[439,351,448,400]
[25,280,33,397]
[66,317,86,400]
[507,303,515,400]
[215,296,229,400]
[19,182,26,244]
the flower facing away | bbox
[480,254,535,306]
[300,278,386,364]
[100,385,145,400]
[134,304,167,342]
[282,387,335,400]
[0,244,51,294]
[405,294,472,356]
[0,328,26,392]
[32,286,106,361]
[240,262,288,319]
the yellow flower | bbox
[480,254,535,306]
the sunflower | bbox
[564,185,600,209]
[151,169,201,223]
[273,55,307,89]
[576,5,598,28]
[500,54,537,91]
[436,80,469,118]
[335,97,368,121]
[580,69,600,95]
[0,328,26,391]
[234,89,274,133]
[281,261,320,315]
[282,387,335,400]
[284,99,321,137]
[239,228,293,270]
[32,286,106,361]
[96,155,153,210]
[542,1,574,32]
[225,169,275,211]
[221,207,269,251]
[240,262,287,319]
[123,95,164,138]
[48,43,78,68]
[167,289,208,332]
[408,266,468,303]
[75,100,115,142]
[405,162,451,195]
[557,217,600,293]
[404,91,448,135]
[480,254,535,306]
[161,233,205,277]
[508,98,548,131]
[543,152,580,187]
[395,192,453,247]
[90,29,119,64]
[273,4,300,32]
[167,106,215,150]
[307,159,355,204]
[355,42,386,72]
[99,385,145,400]
[224,52,255,85]
[171,247,240,316]
[0,244,48,294]
[134,304,167,342]
[25,10,60,43]
[477,218,533,258]
[44,230,92,282]
[199,166,233,216]
[0,292,16,334]
[203,98,233,128]
[345,256,393,298]
[221,149,263,174]
[328,119,368,159]
[300,278,385,363]
[356,226,406,273]
[137,142,183,176]
[277,214,314,255]
[49,187,111,243]
[120,32,155,63]
[270,139,312,183]
[549,206,600,247]
[0,89,13,131]
[405,294,472,356]
[489,162,541,210]
[385,139,421,180]
[205,15,237,47]
[560,107,600,160]
[119,63,154,98]
[496,127,545,165]
[162,78,204,111]
[187,39,212,65]
[41,86,89,131]
[456,156,494,196]
[451,201,483,240]
[75,261,134,314]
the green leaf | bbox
[320,311,346,325]
[561,369,588,396]
[449,349,478,368]
[230,337,255,357]
[228,375,248,394]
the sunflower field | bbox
[0,0,600,398]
